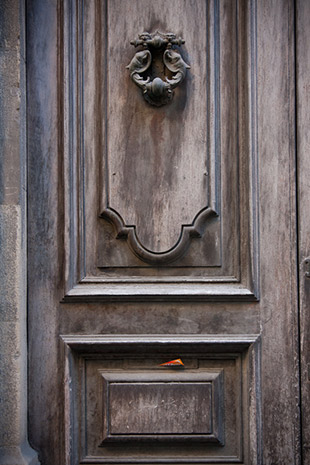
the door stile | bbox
[296,0,310,463]
[256,0,301,462]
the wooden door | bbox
[27,1,301,464]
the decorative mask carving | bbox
[126,31,190,107]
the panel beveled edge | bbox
[62,282,258,302]
[99,370,223,444]
[60,334,260,350]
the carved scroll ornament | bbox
[126,31,190,106]
[101,207,217,265]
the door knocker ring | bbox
[126,31,190,107]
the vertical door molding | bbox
[296,1,310,462]
[257,0,300,462]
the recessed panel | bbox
[106,0,208,255]
[109,383,211,435]
[73,349,244,461]
[61,335,261,464]
[98,0,220,266]
[100,371,223,443]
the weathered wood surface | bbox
[108,382,212,435]
[73,343,242,461]
[100,370,223,442]
[105,0,208,253]
[27,0,62,463]
[67,0,258,301]
[296,0,310,462]
[26,0,302,464]
[257,0,300,463]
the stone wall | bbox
[0,1,39,463]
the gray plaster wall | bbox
[0,1,39,463]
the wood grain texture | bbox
[94,0,223,266]
[27,0,63,463]
[26,1,302,464]
[98,368,224,445]
[296,0,310,462]
[108,382,212,435]
[61,336,257,463]
[257,0,300,463]
[63,0,259,301]
[105,0,208,253]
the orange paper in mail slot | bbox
[160,358,184,366]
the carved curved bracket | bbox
[100,207,218,265]
[126,31,190,107]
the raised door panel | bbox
[61,336,260,464]
[63,0,259,301]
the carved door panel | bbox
[27,1,300,464]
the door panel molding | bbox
[60,334,261,464]
[62,0,259,302]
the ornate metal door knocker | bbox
[126,31,190,107]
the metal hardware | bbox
[126,31,190,107]
[304,257,310,278]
